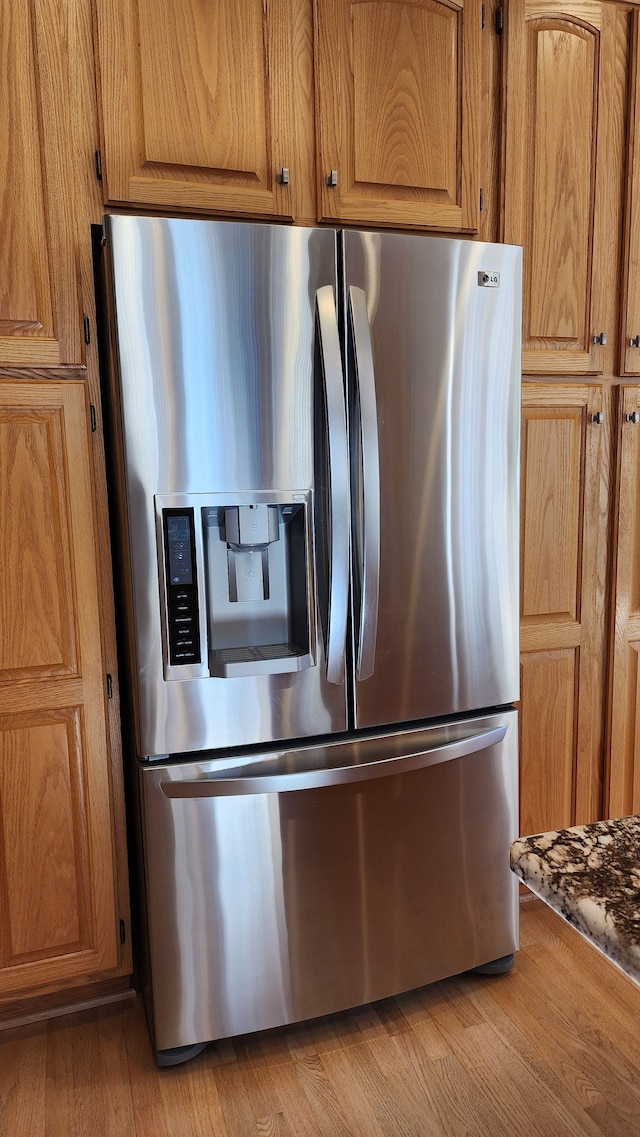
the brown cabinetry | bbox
[93,0,484,231]
[0,382,127,1000]
[519,385,609,835]
[620,12,640,377]
[314,0,482,230]
[93,0,303,219]
[504,0,640,833]
[0,0,88,367]
[608,386,640,816]
[502,0,623,376]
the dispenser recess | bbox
[203,499,313,677]
[158,493,314,681]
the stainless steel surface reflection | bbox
[103,216,347,756]
[140,710,519,1051]
[343,232,522,728]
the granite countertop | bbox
[510,815,640,984]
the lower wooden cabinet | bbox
[519,384,610,835]
[608,385,640,817]
[0,380,129,1001]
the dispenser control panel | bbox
[162,509,201,665]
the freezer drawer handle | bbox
[316,285,350,684]
[348,286,381,681]
[159,725,507,797]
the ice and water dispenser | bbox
[160,495,313,679]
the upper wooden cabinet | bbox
[93,0,300,218]
[620,12,640,376]
[93,0,484,231]
[502,0,621,375]
[314,0,482,230]
[0,0,85,366]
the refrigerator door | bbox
[342,231,522,729]
[102,216,349,756]
[139,709,519,1056]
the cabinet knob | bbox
[326,170,338,188]
[277,167,290,186]
[630,336,640,348]
[626,411,640,424]
[593,332,608,345]
[590,411,604,425]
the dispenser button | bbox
[163,508,201,666]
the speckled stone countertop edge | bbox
[510,815,640,987]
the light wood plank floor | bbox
[3,898,640,1137]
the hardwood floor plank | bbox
[314,1041,397,1137]
[525,907,640,1034]
[120,1002,170,1137]
[327,1032,485,1137]
[241,1055,333,1137]
[392,990,454,1061]
[293,1052,362,1136]
[283,1009,376,1060]
[585,1097,640,1137]
[466,966,607,1117]
[96,1006,138,1135]
[505,958,640,1131]
[0,1023,46,1137]
[215,1060,260,1135]
[45,1011,115,1137]
[156,1060,230,1137]
[429,1006,597,1137]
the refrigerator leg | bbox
[156,1042,209,1067]
[468,953,516,976]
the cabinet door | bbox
[0,382,122,998]
[94,0,298,218]
[620,14,640,376]
[608,386,640,816]
[503,0,617,374]
[0,0,83,366]
[519,385,608,835]
[314,0,482,230]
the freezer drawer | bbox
[139,709,519,1056]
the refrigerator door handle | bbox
[160,725,507,797]
[316,285,350,684]
[348,286,380,681]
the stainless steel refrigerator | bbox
[99,215,522,1066]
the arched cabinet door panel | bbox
[503,0,617,374]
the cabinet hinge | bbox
[496,6,504,33]
[83,314,91,345]
[90,404,97,433]
[480,187,484,212]
[95,149,103,182]
[119,919,126,945]
[107,673,114,699]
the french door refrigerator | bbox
[99,215,522,1066]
